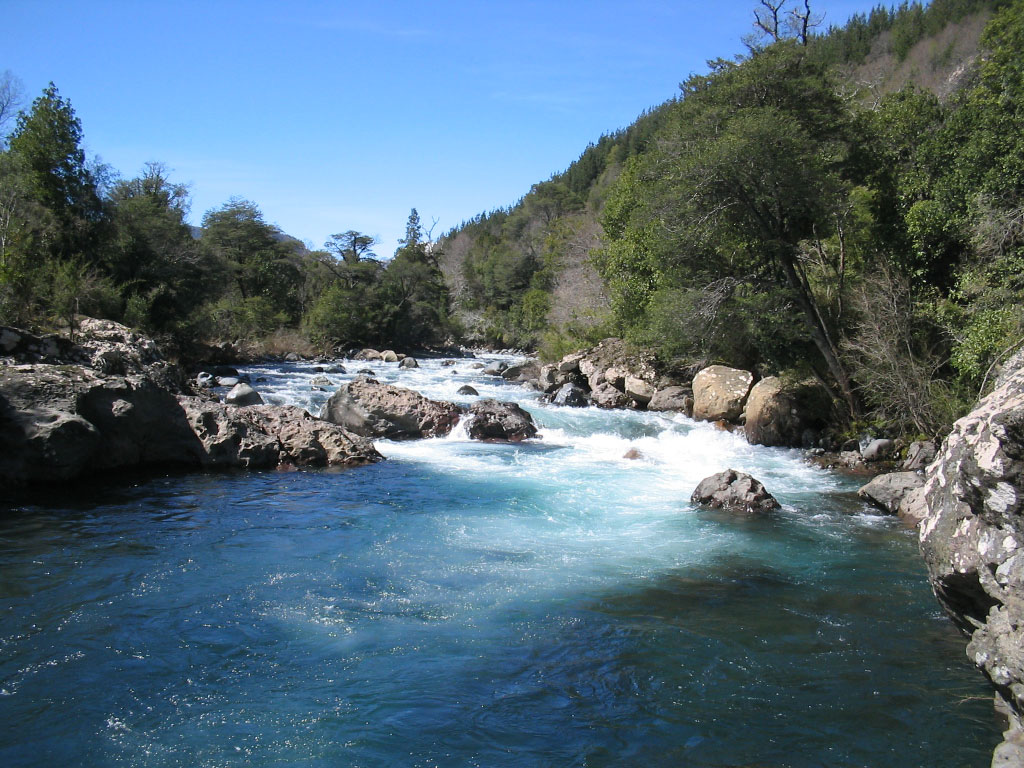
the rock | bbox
[358,368,376,376]
[456,385,479,396]
[623,448,644,460]
[328,364,347,374]
[624,375,656,406]
[590,382,629,409]
[557,352,585,374]
[284,352,301,362]
[469,362,485,369]
[442,360,457,367]
[603,366,626,390]
[310,375,333,387]
[354,348,383,361]
[861,438,896,461]
[692,366,754,422]
[381,350,399,363]
[897,486,929,528]
[217,376,239,387]
[464,399,538,442]
[502,360,541,383]
[857,471,924,514]
[647,386,693,414]
[538,364,560,393]
[179,398,380,468]
[482,361,508,376]
[552,383,589,407]
[743,377,832,448]
[225,383,264,406]
[320,376,462,439]
[399,357,419,369]
[902,440,937,471]
[917,354,1024,763]
[196,372,215,388]
[0,364,205,484]
[690,469,780,514]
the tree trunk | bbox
[779,253,858,417]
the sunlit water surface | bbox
[0,356,997,766]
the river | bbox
[0,354,998,766]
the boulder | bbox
[861,437,897,461]
[692,366,754,422]
[590,382,629,409]
[464,399,538,442]
[217,376,239,387]
[0,365,204,484]
[557,352,585,374]
[310,375,333,388]
[399,357,419,369]
[482,361,508,376]
[743,377,832,448]
[456,385,479,397]
[648,386,693,415]
[502,359,541,384]
[552,383,589,407]
[857,471,924,514]
[225,383,263,406]
[381,350,399,363]
[354,348,383,361]
[902,440,937,471]
[690,469,780,515]
[179,399,380,468]
[320,376,461,439]
[624,375,656,406]
[917,354,1024,763]
[538,364,560,393]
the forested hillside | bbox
[439,0,1024,437]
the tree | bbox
[0,70,25,146]
[600,42,858,411]
[7,83,104,261]
[106,163,207,331]
[325,230,377,265]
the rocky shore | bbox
[0,320,382,487]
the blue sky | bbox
[2,0,869,255]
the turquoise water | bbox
[0,358,998,766]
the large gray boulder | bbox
[918,356,1024,763]
[857,471,924,514]
[179,399,381,468]
[692,365,754,422]
[648,386,693,414]
[743,376,832,447]
[690,469,780,515]
[464,399,538,442]
[225,382,264,406]
[552,383,589,407]
[590,382,629,409]
[0,364,204,485]
[320,376,461,439]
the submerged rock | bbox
[456,385,479,396]
[690,469,780,514]
[320,376,461,439]
[464,399,538,442]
